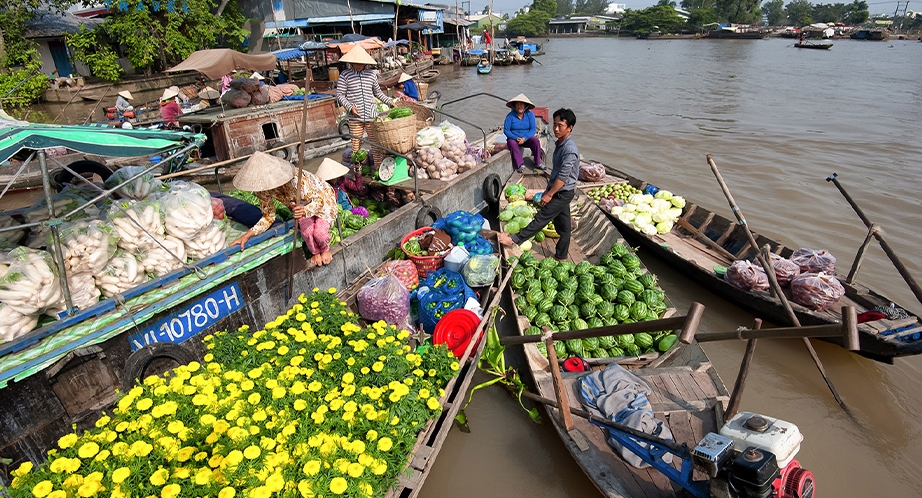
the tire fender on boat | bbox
[52,160,113,192]
[416,204,442,229]
[483,173,502,207]
[338,120,351,140]
[122,342,195,390]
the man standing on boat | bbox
[336,45,395,169]
[498,108,579,261]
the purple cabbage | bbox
[350,206,369,218]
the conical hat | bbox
[198,86,220,99]
[118,90,134,100]
[340,45,377,65]
[506,93,535,110]
[252,72,265,80]
[311,157,350,182]
[397,72,413,83]
[233,151,294,192]
[160,88,179,101]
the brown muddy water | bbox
[9,36,922,497]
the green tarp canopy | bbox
[0,124,205,164]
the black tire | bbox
[338,120,351,140]
[416,204,442,229]
[121,342,195,390]
[53,160,113,191]
[268,143,291,161]
[427,90,442,103]
[483,173,502,207]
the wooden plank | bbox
[666,410,709,481]
[665,373,693,399]
[409,445,433,470]
[690,371,720,399]
[675,372,708,401]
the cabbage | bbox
[618,212,636,222]
[656,221,674,234]
[667,207,683,218]
[652,212,670,224]
[651,198,671,212]
[629,194,646,205]
[623,203,637,213]
[642,224,658,235]
[634,213,653,226]
[671,196,686,208]
[635,203,651,213]
[610,206,624,215]
[654,190,673,200]
[642,194,655,203]
[506,222,522,235]
[520,240,532,251]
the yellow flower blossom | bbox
[32,481,53,497]
[377,437,393,452]
[77,441,99,459]
[112,467,131,484]
[161,483,181,498]
[427,397,441,410]
[218,487,236,498]
[329,477,348,495]
[57,433,78,449]
[76,481,99,498]
[149,468,169,486]
[243,445,261,460]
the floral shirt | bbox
[251,171,338,235]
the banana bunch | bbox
[542,222,560,239]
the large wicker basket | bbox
[368,114,416,154]
[394,100,434,131]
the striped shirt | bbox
[336,68,394,122]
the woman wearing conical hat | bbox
[336,45,395,168]
[159,87,181,127]
[115,90,134,114]
[230,152,342,267]
[503,93,542,173]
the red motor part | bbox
[772,459,815,498]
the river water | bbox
[419,37,922,497]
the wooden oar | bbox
[286,82,312,301]
[826,172,922,307]
[706,154,848,411]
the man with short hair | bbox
[498,108,579,261]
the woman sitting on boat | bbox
[336,45,395,168]
[159,88,181,128]
[114,91,135,118]
[503,93,543,173]
[316,157,365,211]
[230,152,340,267]
[396,72,419,101]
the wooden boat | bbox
[417,69,439,83]
[0,110,528,470]
[477,61,493,74]
[795,42,833,49]
[705,29,764,39]
[579,161,922,363]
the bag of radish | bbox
[156,181,213,240]
[59,219,120,274]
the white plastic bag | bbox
[108,199,165,252]
[416,126,445,148]
[184,219,228,260]
[439,120,466,143]
[0,303,39,344]
[136,235,186,277]
[0,215,26,248]
[0,247,62,315]
[59,219,119,274]
[158,181,213,240]
[95,252,146,298]
[104,166,163,200]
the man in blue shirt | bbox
[398,73,419,101]
[498,108,579,260]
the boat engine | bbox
[691,412,815,498]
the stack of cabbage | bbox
[589,183,686,235]
[509,242,678,359]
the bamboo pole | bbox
[706,154,847,411]
[725,319,760,420]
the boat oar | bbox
[286,84,311,302]
[706,154,849,412]
[826,172,922,307]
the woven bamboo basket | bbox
[367,114,416,154]
[394,100,434,131]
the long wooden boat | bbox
[500,170,733,496]
[580,161,922,363]
[0,112,525,478]
[795,42,833,49]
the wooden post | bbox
[846,224,878,284]
[726,319,760,420]
[842,306,859,351]
[678,302,705,344]
[543,333,574,431]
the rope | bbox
[112,292,145,337]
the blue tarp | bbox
[273,48,306,61]
[383,39,411,48]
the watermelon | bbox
[534,313,551,327]
[597,301,615,319]
[634,333,654,348]
[609,260,628,277]
[538,269,553,282]
[617,334,634,348]
[527,280,541,293]
[554,341,568,358]
[562,279,579,292]
[534,231,546,243]
[525,326,541,335]
[617,290,636,306]
[566,339,584,356]
[600,284,619,302]
[587,294,605,306]
[587,317,604,329]
[638,273,658,289]
[557,289,575,306]
[630,301,649,321]
[609,346,625,357]
[610,242,630,258]
[523,305,538,321]
[543,288,558,304]
[512,273,527,289]
[553,266,570,282]
[520,252,538,267]
[576,287,594,304]
[657,334,678,352]
[583,336,600,350]
[559,261,576,272]
[539,257,557,270]
[589,266,607,279]
[573,318,588,330]
[622,280,645,296]
[537,299,554,314]
[514,295,527,310]
[557,320,571,332]
[575,261,593,275]
[526,289,544,305]
[600,253,616,267]
[580,302,597,318]
[567,305,581,320]
[536,342,548,357]
[644,311,660,322]
[640,289,665,307]
[625,344,641,356]
[598,335,616,349]
[604,317,619,326]
[614,304,630,322]
[549,305,568,322]
[621,254,641,269]
[598,273,616,286]
[610,278,625,291]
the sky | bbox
[476,0,905,16]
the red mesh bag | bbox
[377,260,419,290]
[791,272,845,311]
[725,260,770,292]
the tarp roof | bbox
[165,49,277,80]
[329,37,386,53]
[273,48,306,61]
[0,124,204,164]
[25,10,104,39]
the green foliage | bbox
[844,0,869,24]
[682,0,715,8]
[573,0,608,14]
[785,0,813,25]
[557,0,574,16]
[0,59,49,106]
[505,10,553,37]
[533,0,559,16]
[621,6,686,35]
[762,0,786,25]
[658,0,678,6]
[65,26,122,83]
[688,8,719,28]
[716,0,762,23]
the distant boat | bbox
[795,41,833,49]
[705,26,764,39]
[477,60,492,74]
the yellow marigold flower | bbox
[243,445,261,460]
[204,353,214,362]
[372,461,388,475]
[167,420,184,434]
[63,458,81,473]
[240,380,255,391]
[346,462,365,478]
[368,388,382,400]
[377,437,393,452]
[213,420,230,434]
[161,483,181,498]
[248,368,263,379]
[427,397,441,410]
[294,399,308,411]
[150,468,169,486]
[253,410,268,422]
[308,381,322,392]
[12,461,32,477]
[76,481,98,498]
[136,397,153,411]
[266,472,284,492]
[450,362,460,371]
[351,440,367,454]
[218,487,236,498]
[47,491,66,498]
[195,451,208,461]
[391,416,400,426]
[57,433,78,449]
[94,415,111,428]
[209,454,224,469]
[111,442,128,456]
[372,362,384,372]
[62,474,82,489]
[93,450,110,462]
[329,477,348,495]
[32,480,53,497]
[195,468,212,485]
[112,467,131,484]
[223,450,243,467]
[143,375,161,386]
[272,386,286,399]
[247,392,261,404]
